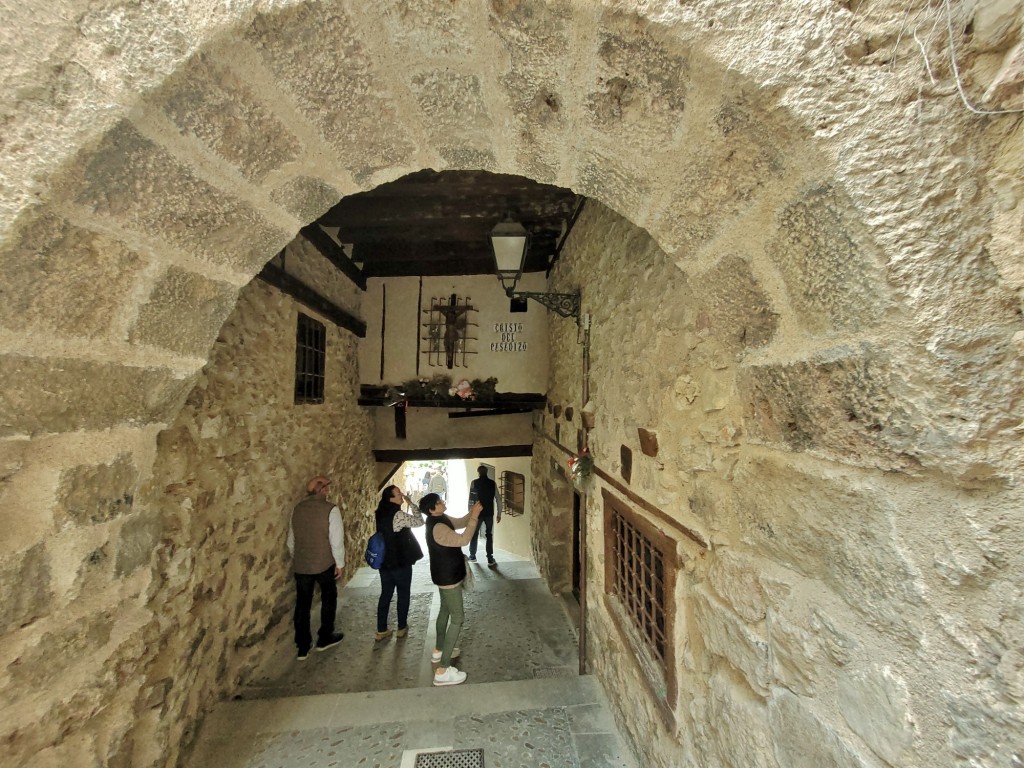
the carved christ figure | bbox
[434,296,473,369]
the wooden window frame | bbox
[602,489,678,712]
[294,312,326,404]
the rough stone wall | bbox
[535,195,1023,768]
[0,277,375,767]
[0,1,1020,767]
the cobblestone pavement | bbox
[192,547,636,768]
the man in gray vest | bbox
[287,474,345,659]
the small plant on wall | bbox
[568,447,593,481]
[470,377,498,401]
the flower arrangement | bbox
[384,375,499,404]
[450,379,474,399]
[568,448,593,480]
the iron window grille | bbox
[421,294,477,369]
[500,471,526,516]
[602,490,677,708]
[294,312,326,404]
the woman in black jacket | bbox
[374,485,424,641]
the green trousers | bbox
[435,585,465,666]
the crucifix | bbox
[424,294,476,369]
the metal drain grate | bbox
[414,747,485,768]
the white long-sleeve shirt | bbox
[287,505,345,569]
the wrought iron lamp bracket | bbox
[506,289,581,322]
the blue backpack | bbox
[364,532,386,569]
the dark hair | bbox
[418,492,441,515]
[477,465,488,477]
[380,485,399,504]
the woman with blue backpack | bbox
[373,485,424,641]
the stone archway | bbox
[1,1,1022,767]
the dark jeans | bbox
[294,565,337,652]
[468,512,494,559]
[377,565,413,632]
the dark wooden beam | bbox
[374,445,533,462]
[300,224,367,290]
[540,433,707,548]
[361,256,496,277]
[377,463,402,492]
[337,220,565,244]
[257,263,366,337]
[448,408,532,419]
[394,403,406,439]
[358,387,546,410]
[353,241,551,277]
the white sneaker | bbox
[433,666,467,686]
[431,647,461,663]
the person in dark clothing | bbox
[467,465,502,566]
[374,485,424,641]
[419,492,481,686]
[287,475,345,660]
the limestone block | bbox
[246,4,414,182]
[486,0,573,181]
[128,266,237,356]
[585,22,689,140]
[690,255,779,352]
[0,543,53,633]
[576,152,651,236]
[0,212,144,338]
[115,510,163,576]
[923,325,1024,484]
[651,96,784,253]
[766,184,887,334]
[705,549,768,622]
[672,373,700,408]
[984,42,1024,107]
[692,586,772,695]
[59,121,291,273]
[933,518,1001,586]
[0,438,27,481]
[56,453,136,526]
[972,0,1024,51]
[7,610,114,691]
[0,355,195,436]
[380,0,474,57]
[741,343,920,471]
[945,688,1024,768]
[732,455,924,643]
[696,668,779,768]
[838,665,915,765]
[270,177,340,223]
[808,608,859,668]
[769,689,876,768]
[438,145,498,171]
[154,52,302,183]
[768,614,819,696]
[409,70,492,132]
[939,577,1024,706]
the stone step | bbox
[193,675,636,767]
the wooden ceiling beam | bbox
[300,224,367,290]
[257,262,366,337]
[328,220,563,242]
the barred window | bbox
[500,471,526,516]
[603,490,677,708]
[294,313,326,404]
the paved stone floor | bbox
[191,545,637,768]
